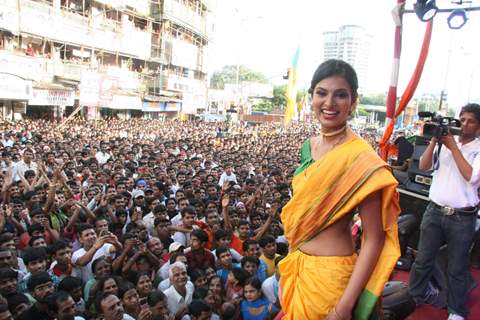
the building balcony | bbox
[15,0,152,59]
[161,0,211,39]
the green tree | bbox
[252,100,274,113]
[272,85,287,109]
[210,65,268,89]
[417,99,439,113]
[359,93,387,106]
[271,85,307,111]
[356,107,370,117]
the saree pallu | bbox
[279,138,401,320]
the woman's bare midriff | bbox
[299,214,354,256]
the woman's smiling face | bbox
[312,75,354,131]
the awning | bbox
[0,28,17,36]
[32,82,73,91]
[143,95,182,103]
[54,76,81,88]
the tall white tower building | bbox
[323,25,372,92]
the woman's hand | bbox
[325,306,352,320]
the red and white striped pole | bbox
[380,0,405,159]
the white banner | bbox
[29,89,75,106]
[0,74,32,100]
[0,50,46,81]
[79,71,101,106]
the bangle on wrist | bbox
[333,307,346,320]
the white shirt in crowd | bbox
[158,279,193,293]
[95,151,111,165]
[218,172,237,187]
[172,231,191,247]
[72,243,115,283]
[261,275,278,304]
[181,314,220,320]
[13,160,37,181]
[428,138,480,208]
[163,281,194,315]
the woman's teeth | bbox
[322,110,339,115]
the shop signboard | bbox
[165,102,180,112]
[142,101,167,112]
[29,89,75,106]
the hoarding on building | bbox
[29,89,75,106]
[0,74,32,100]
[79,71,101,106]
[80,71,119,106]
[0,51,46,81]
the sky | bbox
[206,0,480,113]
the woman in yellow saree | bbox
[278,59,400,320]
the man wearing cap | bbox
[20,271,55,320]
[158,243,184,280]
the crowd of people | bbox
[0,118,322,320]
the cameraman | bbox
[409,103,480,320]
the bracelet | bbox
[333,307,346,320]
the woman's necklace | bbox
[320,125,347,137]
[323,129,347,151]
[310,126,348,163]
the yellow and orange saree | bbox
[279,137,400,320]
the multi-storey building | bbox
[323,25,371,92]
[0,0,213,120]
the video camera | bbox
[418,111,461,139]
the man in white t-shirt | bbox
[409,104,480,320]
[217,164,237,188]
[71,223,122,283]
